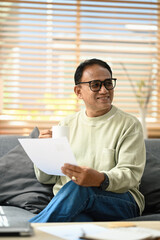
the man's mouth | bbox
[97,96,110,100]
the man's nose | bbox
[99,83,108,93]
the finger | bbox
[39,135,51,138]
[61,166,75,176]
[41,130,52,135]
[61,167,79,180]
[63,164,82,173]
[39,130,52,138]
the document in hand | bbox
[19,137,77,176]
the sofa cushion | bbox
[140,151,160,215]
[0,127,53,214]
[0,135,24,158]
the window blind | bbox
[0,0,160,136]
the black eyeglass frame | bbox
[75,78,117,92]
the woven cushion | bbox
[0,127,53,214]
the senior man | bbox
[30,58,146,222]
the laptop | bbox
[0,207,33,236]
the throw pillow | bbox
[140,151,160,214]
[0,127,53,214]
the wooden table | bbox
[1,221,160,240]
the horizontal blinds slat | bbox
[0,61,76,67]
[1,1,159,9]
[0,10,158,20]
[2,0,159,6]
[0,14,157,22]
[1,1,159,10]
[0,21,158,27]
[4,85,73,90]
[1,38,157,44]
[0,53,157,61]
[1,37,157,44]
[0,46,157,54]
[0,10,159,17]
[0,56,158,63]
[0,33,157,39]
[0,27,157,33]
[4,90,74,95]
[3,108,77,112]
[1,2,159,11]
[0,62,154,70]
[1,68,156,75]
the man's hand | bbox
[61,163,105,187]
[39,129,52,138]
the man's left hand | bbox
[61,163,105,187]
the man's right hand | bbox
[39,129,52,138]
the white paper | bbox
[19,137,77,176]
[37,224,160,240]
[84,226,160,240]
[37,224,109,240]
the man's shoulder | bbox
[60,111,82,125]
[115,106,140,123]
[114,106,143,133]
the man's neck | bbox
[85,106,112,118]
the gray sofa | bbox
[0,127,160,223]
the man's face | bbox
[74,64,114,117]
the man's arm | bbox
[33,128,59,184]
[106,124,146,193]
[34,165,59,184]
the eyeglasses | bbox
[76,78,117,92]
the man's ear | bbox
[74,85,83,99]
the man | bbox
[30,58,146,222]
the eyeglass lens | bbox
[90,79,115,92]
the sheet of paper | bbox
[37,224,160,240]
[82,226,160,240]
[37,224,109,240]
[19,137,77,176]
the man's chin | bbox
[98,101,112,109]
[95,104,112,114]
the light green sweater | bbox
[34,105,146,214]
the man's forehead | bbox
[82,64,111,78]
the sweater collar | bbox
[81,105,117,125]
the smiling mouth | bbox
[97,96,110,100]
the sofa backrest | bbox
[140,138,160,215]
[0,135,27,158]
[145,138,160,159]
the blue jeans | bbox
[29,181,139,222]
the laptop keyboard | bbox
[0,207,9,227]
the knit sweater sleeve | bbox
[106,120,146,193]
[34,164,59,184]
